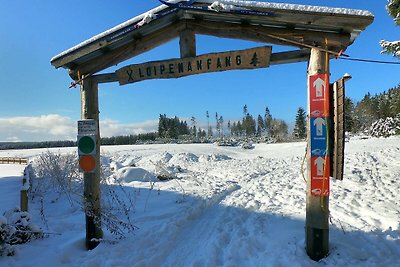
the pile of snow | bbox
[169,152,199,165]
[198,153,232,162]
[369,116,400,137]
[116,167,157,183]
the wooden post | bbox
[306,47,330,261]
[81,76,103,250]
[20,165,31,212]
[179,28,196,58]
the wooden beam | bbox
[116,46,271,85]
[70,21,186,78]
[184,6,374,35]
[179,28,196,58]
[270,49,310,65]
[92,73,118,84]
[187,20,351,52]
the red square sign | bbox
[309,74,330,118]
[311,156,330,196]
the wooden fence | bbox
[0,157,28,165]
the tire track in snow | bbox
[143,182,241,267]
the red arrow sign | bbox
[311,156,330,196]
[309,73,330,118]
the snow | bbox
[52,0,373,63]
[203,0,373,16]
[0,136,400,266]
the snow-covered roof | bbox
[51,0,374,76]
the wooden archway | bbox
[51,0,373,260]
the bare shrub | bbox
[32,151,136,240]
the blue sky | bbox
[0,0,399,141]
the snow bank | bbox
[116,167,157,183]
[0,137,399,266]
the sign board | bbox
[78,119,97,136]
[116,46,272,85]
[309,73,330,197]
[77,120,97,173]
[329,79,346,180]
[311,156,330,196]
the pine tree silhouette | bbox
[250,52,260,66]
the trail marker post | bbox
[80,77,103,250]
[306,48,330,260]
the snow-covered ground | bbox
[0,136,399,266]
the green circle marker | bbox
[78,136,95,154]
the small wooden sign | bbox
[116,46,272,85]
[78,119,97,136]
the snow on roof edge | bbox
[199,0,373,16]
[51,0,373,64]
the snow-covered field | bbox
[0,137,399,267]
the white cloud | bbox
[0,114,76,142]
[0,115,158,142]
[100,119,158,137]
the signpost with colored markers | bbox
[77,120,97,173]
[309,73,330,197]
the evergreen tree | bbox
[344,97,356,133]
[380,0,400,58]
[191,116,197,137]
[243,114,256,137]
[215,112,220,137]
[270,119,288,140]
[208,126,213,138]
[157,115,190,139]
[264,106,273,136]
[257,114,265,136]
[206,111,210,137]
[219,116,224,137]
[293,107,306,139]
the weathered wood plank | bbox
[184,4,374,34]
[92,73,118,84]
[330,79,346,181]
[187,20,351,51]
[116,46,271,85]
[270,49,310,65]
[180,28,196,58]
[69,21,186,78]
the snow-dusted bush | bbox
[31,151,137,240]
[32,151,81,201]
[0,208,43,257]
[368,116,400,137]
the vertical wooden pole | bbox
[306,48,330,260]
[179,28,196,58]
[81,76,103,250]
[20,190,28,212]
[20,165,30,212]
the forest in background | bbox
[1,84,399,150]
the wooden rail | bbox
[0,157,28,165]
